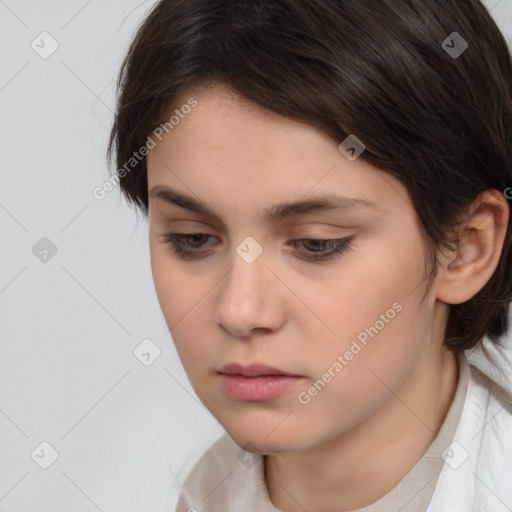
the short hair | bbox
[107,0,512,353]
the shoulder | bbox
[466,343,512,430]
[427,348,512,511]
[469,360,512,510]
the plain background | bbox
[0,1,511,511]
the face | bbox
[147,83,446,454]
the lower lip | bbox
[219,374,302,401]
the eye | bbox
[290,236,354,261]
[161,233,215,261]
[160,233,354,262]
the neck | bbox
[264,347,459,512]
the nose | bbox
[214,244,285,338]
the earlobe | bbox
[436,189,509,305]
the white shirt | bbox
[174,344,512,512]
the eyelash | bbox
[160,233,354,262]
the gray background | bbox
[1,1,511,511]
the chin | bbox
[223,421,313,455]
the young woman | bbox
[108,0,512,510]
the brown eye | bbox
[161,233,215,260]
[289,236,354,261]
[160,233,354,262]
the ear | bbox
[436,189,509,305]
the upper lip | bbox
[219,363,300,377]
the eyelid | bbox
[160,232,355,262]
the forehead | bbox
[146,84,411,218]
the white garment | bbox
[175,343,512,512]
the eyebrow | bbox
[148,185,380,221]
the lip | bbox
[218,363,303,401]
[219,362,300,377]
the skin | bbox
[146,83,509,511]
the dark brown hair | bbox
[107,0,512,353]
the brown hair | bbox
[107,0,512,353]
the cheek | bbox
[149,240,206,359]
[313,237,425,348]
[299,236,428,403]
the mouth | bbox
[218,362,303,401]
[219,362,301,377]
